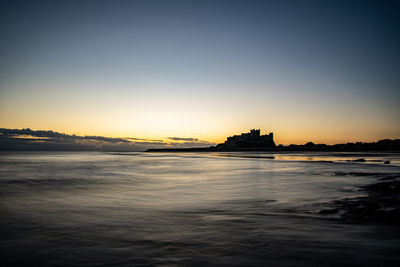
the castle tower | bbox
[250,129,260,136]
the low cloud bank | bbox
[168,137,199,141]
[0,128,215,151]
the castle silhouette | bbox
[216,129,276,149]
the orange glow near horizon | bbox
[0,71,399,146]
[1,66,399,146]
[0,118,398,146]
[1,1,400,149]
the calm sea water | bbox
[1,151,399,266]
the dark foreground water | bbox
[1,151,399,266]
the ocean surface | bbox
[1,151,399,266]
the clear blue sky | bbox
[1,0,399,144]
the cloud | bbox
[0,128,139,151]
[127,137,164,142]
[0,128,216,151]
[166,137,216,148]
[167,141,216,148]
[0,128,132,143]
[167,137,199,142]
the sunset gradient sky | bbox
[1,0,399,145]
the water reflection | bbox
[0,151,399,266]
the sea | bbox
[0,151,399,266]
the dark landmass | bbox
[318,173,400,223]
[276,139,400,152]
[147,129,400,152]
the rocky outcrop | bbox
[318,174,400,223]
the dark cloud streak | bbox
[0,128,215,151]
[168,137,199,141]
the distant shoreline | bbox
[1,128,399,152]
[146,139,400,153]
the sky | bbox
[0,0,399,146]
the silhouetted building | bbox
[216,129,275,149]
